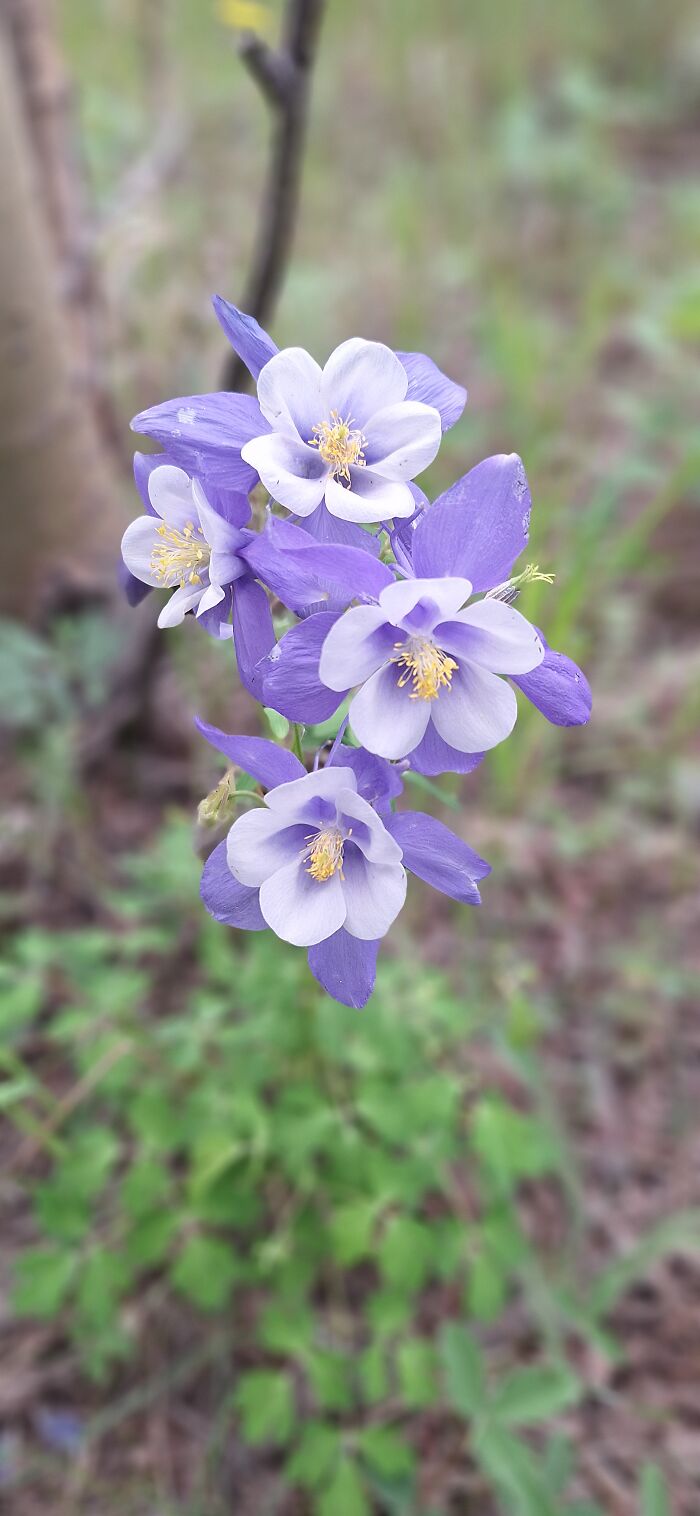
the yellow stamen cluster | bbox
[304,827,345,883]
[150,520,209,587]
[392,638,458,701]
[309,410,366,481]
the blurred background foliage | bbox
[1,0,699,1511]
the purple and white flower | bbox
[131,298,466,536]
[197,723,490,1008]
[240,338,443,525]
[262,453,592,773]
[121,463,251,633]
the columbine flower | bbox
[197,723,490,1008]
[240,338,443,525]
[131,298,465,544]
[121,463,251,632]
[120,461,399,693]
[262,453,592,773]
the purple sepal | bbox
[242,516,394,615]
[396,350,467,432]
[512,639,591,726]
[131,392,268,493]
[296,504,382,556]
[195,718,305,788]
[201,840,266,929]
[412,454,531,592]
[212,295,278,380]
[263,612,347,724]
[205,483,252,529]
[386,810,489,903]
[329,744,403,814]
[307,929,380,1009]
[388,483,429,575]
[408,722,486,778]
[133,450,167,514]
[232,577,276,698]
[119,558,152,607]
[197,585,234,640]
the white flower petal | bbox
[365,400,442,480]
[148,464,195,527]
[349,664,431,760]
[378,576,473,628]
[259,859,347,946]
[341,850,407,940]
[157,582,204,627]
[431,663,518,752]
[324,471,415,524]
[321,338,408,427]
[227,808,308,887]
[121,517,161,585]
[435,599,544,674]
[241,432,327,515]
[319,606,397,691]
[257,347,324,438]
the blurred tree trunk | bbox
[0,10,123,619]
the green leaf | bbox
[468,1250,508,1321]
[378,1216,434,1293]
[491,1364,581,1425]
[640,1463,670,1516]
[235,1370,296,1447]
[472,1098,557,1192]
[439,1322,485,1417]
[358,1341,389,1405]
[258,1301,314,1355]
[358,1426,414,1479]
[171,1234,238,1311]
[307,1350,353,1412]
[315,1457,369,1516]
[13,1248,75,1318]
[396,1338,438,1409]
[475,1425,559,1516]
[329,1201,376,1266]
[76,1248,131,1331]
[286,1422,340,1490]
[263,707,290,741]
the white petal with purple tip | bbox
[241,431,327,515]
[435,599,544,674]
[319,606,397,691]
[121,517,161,585]
[378,576,473,628]
[157,581,205,627]
[227,808,307,887]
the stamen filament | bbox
[391,638,458,701]
[304,826,345,882]
[150,520,210,588]
[309,410,366,481]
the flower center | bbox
[391,637,458,701]
[304,826,345,883]
[309,410,366,480]
[150,520,210,588]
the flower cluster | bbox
[122,296,591,1007]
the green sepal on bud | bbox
[197,768,238,829]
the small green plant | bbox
[2,817,692,1511]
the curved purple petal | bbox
[195,719,305,788]
[407,722,485,778]
[242,515,394,615]
[412,454,531,592]
[133,450,166,515]
[396,351,467,432]
[212,295,278,380]
[307,929,380,1009]
[200,840,267,929]
[232,576,276,698]
[386,811,490,904]
[131,392,268,493]
[263,612,347,724]
[512,640,592,726]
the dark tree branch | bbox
[222,0,325,392]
